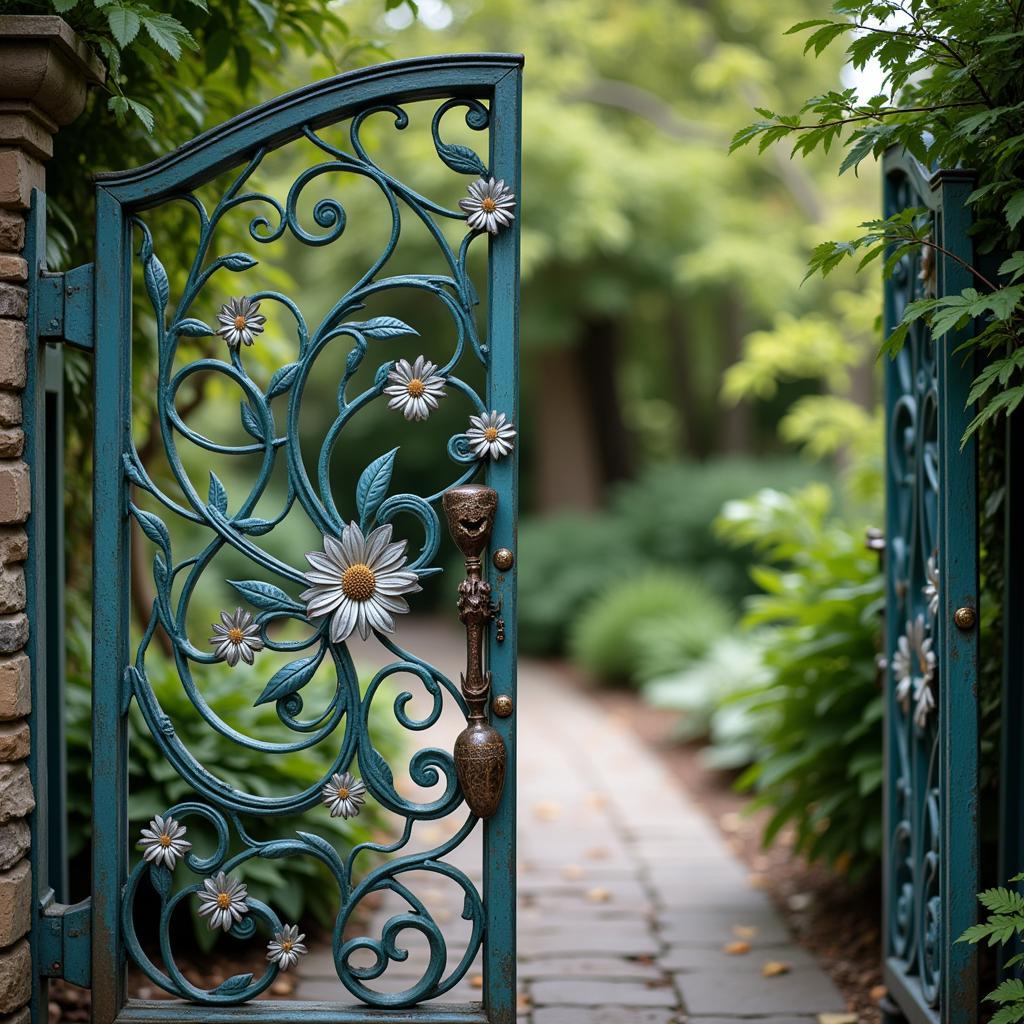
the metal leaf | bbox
[239,402,263,441]
[356,448,397,528]
[234,517,275,536]
[221,252,258,272]
[131,506,170,556]
[209,974,253,995]
[208,473,228,514]
[144,251,169,318]
[349,317,418,339]
[228,579,303,612]
[436,141,487,176]
[254,651,322,706]
[173,318,214,337]
[149,865,172,898]
[267,362,298,398]
[363,745,394,788]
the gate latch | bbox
[36,264,94,351]
[38,894,91,987]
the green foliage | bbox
[567,570,732,685]
[732,0,1024,443]
[644,634,771,769]
[714,485,885,877]
[517,456,824,657]
[959,874,1024,1024]
[517,514,635,656]
[65,629,400,944]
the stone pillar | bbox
[0,17,103,1024]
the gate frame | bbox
[881,147,979,1024]
[33,52,522,1024]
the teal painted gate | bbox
[29,54,522,1024]
[881,149,980,1024]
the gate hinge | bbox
[38,894,91,987]
[37,264,94,352]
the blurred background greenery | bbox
[36,0,889,932]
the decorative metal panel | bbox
[882,151,979,1024]
[89,56,522,1024]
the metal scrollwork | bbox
[885,170,942,1010]
[121,94,513,1007]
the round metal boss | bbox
[492,547,515,571]
[492,694,514,718]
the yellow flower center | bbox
[483,427,499,442]
[281,939,293,952]
[159,833,172,847]
[217,892,231,909]
[341,563,376,601]
[337,787,350,800]
[406,377,426,398]
[234,314,248,329]
[227,627,245,644]
[481,197,497,213]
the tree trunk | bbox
[531,345,603,511]
[580,315,634,483]
[666,302,710,458]
[719,291,752,454]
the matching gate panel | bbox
[89,55,522,1024]
[882,149,979,1024]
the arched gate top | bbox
[95,52,524,208]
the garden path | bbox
[295,621,848,1023]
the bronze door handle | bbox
[442,484,507,819]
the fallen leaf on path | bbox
[870,984,888,1002]
[534,801,562,821]
[719,811,742,833]
[585,846,610,860]
[516,993,531,1012]
[733,925,759,939]
[585,792,607,810]
[818,1015,857,1024]
[562,863,585,880]
[747,872,769,889]
[762,961,791,977]
[470,975,483,989]
[586,886,611,903]
[723,940,750,955]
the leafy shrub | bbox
[631,602,735,683]
[518,456,824,657]
[609,457,827,605]
[66,641,402,946]
[959,875,1024,1024]
[644,634,771,770]
[567,570,731,684]
[714,484,884,878]
[517,513,640,655]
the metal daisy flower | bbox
[300,522,422,644]
[267,924,308,970]
[322,770,367,819]
[924,551,939,619]
[216,296,266,349]
[892,615,935,714]
[384,356,447,421]
[913,676,936,731]
[459,177,516,235]
[196,871,249,932]
[137,814,192,870]
[210,608,264,667]
[466,410,516,460]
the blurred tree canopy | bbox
[337,0,880,508]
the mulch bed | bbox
[589,679,885,1024]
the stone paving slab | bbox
[295,626,851,1021]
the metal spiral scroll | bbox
[886,172,942,1008]
[120,96,509,1006]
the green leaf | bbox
[125,99,155,133]
[1005,190,1024,230]
[356,448,398,528]
[255,651,323,706]
[106,6,141,47]
[52,0,79,11]
[140,13,194,59]
[989,979,1024,1004]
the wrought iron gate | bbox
[29,54,522,1024]
[881,149,979,1024]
